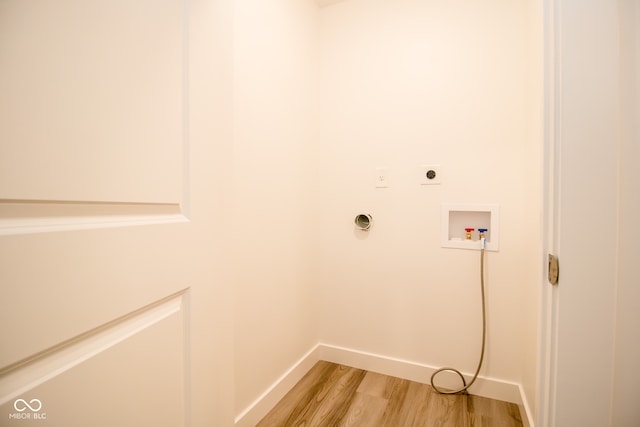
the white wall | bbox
[612,1,640,425]
[315,0,538,392]
[232,0,319,415]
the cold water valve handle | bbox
[478,228,488,239]
[465,228,475,240]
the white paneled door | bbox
[0,0,233,426]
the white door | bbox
[539,0,636,426]
[0,1,234,426]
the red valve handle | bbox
[465,228,475,232]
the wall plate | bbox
[419,164,441,185]
[375,167,390,188]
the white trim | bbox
[519,383,536,427]
[234,344,322,427]
[0,292,186,406]
[180,0,191,220]
[234,343,534,426]
[318,343,522,403]
[538,0,561,425]
[0,199,187,236]
[0,213,188,236]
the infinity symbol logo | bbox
[13,398,42,412]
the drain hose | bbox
[430,246,486,394]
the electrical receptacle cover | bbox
[375,167,390,188]
[419,164,441,185]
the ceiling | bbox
[316,0,347,8]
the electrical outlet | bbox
[375,167,390,188]
[419,164,441,185]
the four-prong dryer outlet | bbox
[419,165,441,185]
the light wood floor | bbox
[257,361,523,427]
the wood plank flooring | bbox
[257,361,523,427]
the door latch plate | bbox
[548,254,559,285]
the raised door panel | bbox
[0,0,184,204]
[0,295,186,426]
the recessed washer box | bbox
[441,204,499,251]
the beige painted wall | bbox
[315,0,538,391]
[232,0,542,421]
[232,0,319,415]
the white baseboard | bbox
[234,344,322,427]
[235,342,534,426]
[518,383,535,427]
